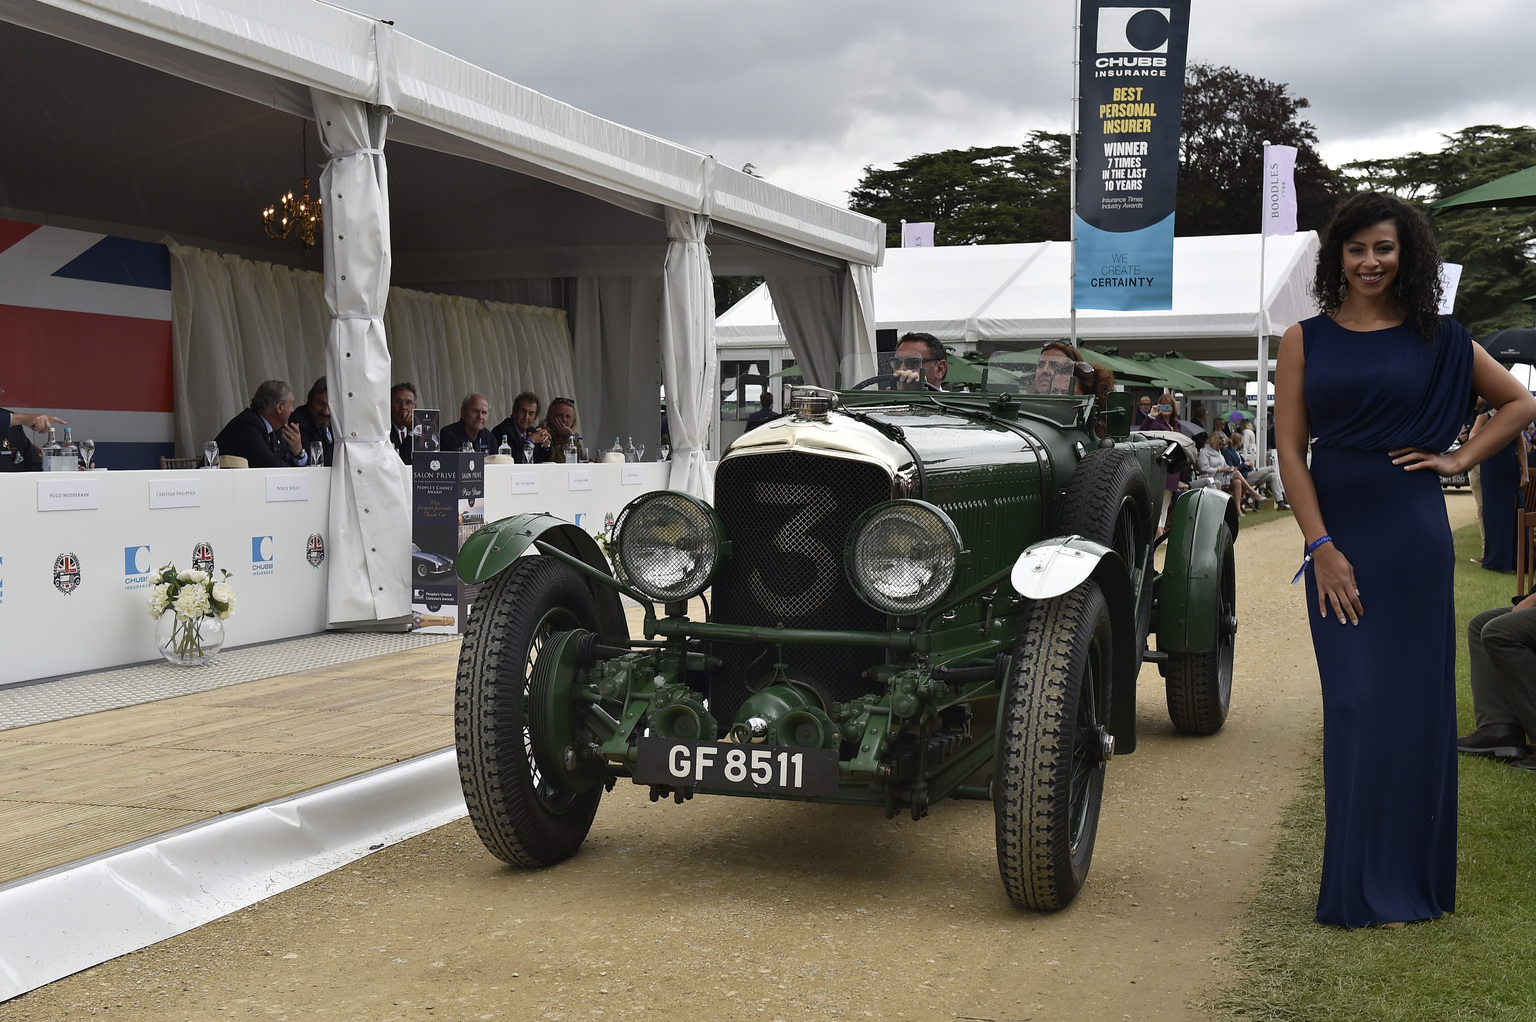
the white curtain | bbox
[386,289,577,429]
[166,242,330,458]
[766,263,877,388]
[312,88,409,628]
[659,209,715,501]
[572,277,664,453]
[166,248,576,460]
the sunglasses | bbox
[891,356,936,370]
[1037,360,1094,377]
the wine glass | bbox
[78,438,95,469]
[203,440,219,468]
[658,443,670,462]
[634,442,646,462]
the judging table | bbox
[1,461,686,684]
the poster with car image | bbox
[410,452,483,633]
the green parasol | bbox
[1153,350,1244,382]
[1126,352,1225,392]
[1429,165,1536,214]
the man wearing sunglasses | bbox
[891,332,947,390]
[1028,342,1094,396]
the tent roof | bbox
[719,233,1321,360]
[1430,165,1536,214]
[0,0,883,270]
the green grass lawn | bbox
[1212,521,1536,1021]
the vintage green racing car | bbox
[452,352,1237,910]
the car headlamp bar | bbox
[531,538,655,615]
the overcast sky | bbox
[337,0,1534,207]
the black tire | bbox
[995,580,1114,910]
[416,561,429,579]
[455,556,604,867]
[1059,447,1154,656]
[1164,525,1236,736]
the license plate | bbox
[634,738,840,797]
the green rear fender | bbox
[1157,487,1239,655]
[457,513,629,644]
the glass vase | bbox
[155,612,225,666]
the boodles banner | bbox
[1074,2,1192,311]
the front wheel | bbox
[994,580,1114,910]
[1163,524,1236,735]
[455,556,607,867]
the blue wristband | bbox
[1291,535,1334,586]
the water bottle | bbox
[522,439,534,463]
[42,427,61,472]
[498,435,512,457]
[609,436,623,459]
[624,436,637,463]
[61,427,80,471]
[563,435,578,463]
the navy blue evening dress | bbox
[1300,313,1474,928]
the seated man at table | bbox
[288,376,334,466]
[0,404,63,472]
[439,393,495,454]
[214,380,311,467]
[389,381,417,465]
[489,390,553,464]
[544,397,586,463]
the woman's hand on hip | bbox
[1313,543,1362,625]
[1390,446,1459,475]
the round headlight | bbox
[615,490,724,603]
[845,500,962,615]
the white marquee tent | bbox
[719,232,1321,363]
[0,0,883,629]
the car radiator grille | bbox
[709,452,892,723]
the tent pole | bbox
[1255,141,1270,470]
[1068,2,1081,347]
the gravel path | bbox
[2,495,1478,1021]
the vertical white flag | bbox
[1262,144,1298,236]
[901,221,935,248]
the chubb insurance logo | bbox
[191,541,215,573]
[125,545,153,591]
[1095,7,1171,67]
[53,552,82,595]
[305,533,326,568]
[252,536,275,576]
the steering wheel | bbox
[851,374,941,392]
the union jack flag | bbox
[0,218,173,469]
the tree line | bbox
[841,63,1536,337]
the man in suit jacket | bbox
[389,382,417,465]
[489,391,553,464]
[289,376,334,466]
[214,380,311,468]
[439,393,495,454]
[0,405,64,471]
[744,392,782,431]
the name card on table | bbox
[509,472,539,495]
[149,477,202,509]
[621,465,644,486]
[37,476,100,511]
[266,475,310,502]
[567,469,594,492]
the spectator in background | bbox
[439,393,495,454]
[544,397,586,463]
[745,391,782,430]
[1135,394,1159,430]
[214,380,310,467]
[1460,592,1536,769]
[490,391,553,463]
[289,376,333,466]
[389,382,417,465]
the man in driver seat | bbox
[891,332,947,390]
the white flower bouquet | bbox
[148,563,236,660]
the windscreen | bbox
[837,351,1089,395]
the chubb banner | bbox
[1074,2,1192,311]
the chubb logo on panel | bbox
[252,536,274,576]
[125,545,153,590]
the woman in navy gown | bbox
[1275,192,1536,929]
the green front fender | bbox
[456,513,628,643]
[1157,487,1239,655]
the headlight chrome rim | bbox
[844,500,962,615]
[614,490,724,603]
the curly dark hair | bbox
[1313,191,1443,340]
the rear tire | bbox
[455,557,604,867]
[995,580,1114,910]
[1058,448,1154,660]
[1164,525,1236,735]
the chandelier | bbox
[261,126,322,249]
